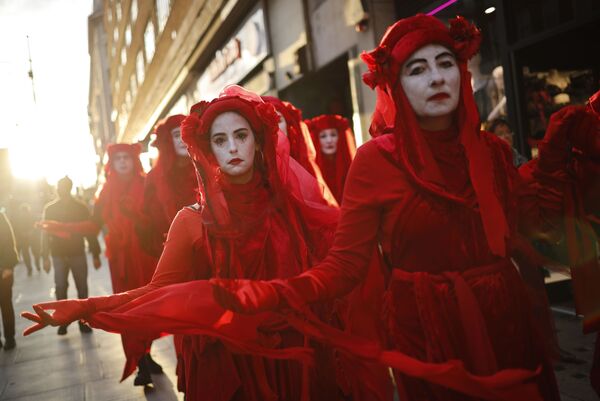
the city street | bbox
[0,254,184,401]
[0,254,597,401]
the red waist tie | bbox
[390,261,513,375]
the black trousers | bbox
[0,274,15,340]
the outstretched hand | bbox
[21,299,91,336]
[210,278,280,315]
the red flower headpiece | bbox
[361,14,481,90]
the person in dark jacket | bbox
[0,211,18,350]
[41,176,101,335]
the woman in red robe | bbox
[25,86,343,401]
[305,114,356,204]
[138,114,197,257]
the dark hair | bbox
[486,118,510,134]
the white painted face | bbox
[318,128,339,156]
[171,127,188,157]
[209,111,257,184]
[276,111,288,137]
[111,151,134,176]
[400,44,461,125]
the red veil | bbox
[148,114,197,221]
[305,115,356,204]
[262,96,322,178]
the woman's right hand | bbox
[210,278,280,314]
[21,299,92,336]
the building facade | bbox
[88,0,600,168]
[88,0,117,175]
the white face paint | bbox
[400,44,460,130]
[209,111,257,184]
[276,111,288,137]
[111,151,134,176]
[171,127,189,157]
[318,128,339,156]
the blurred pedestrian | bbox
[41,176,101,335]
[0,211,18,350]
[486,118,528,167]
[11,203,37,275]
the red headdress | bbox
[104,143,144,178]
[361,14,509,256]
[261,96,321,178]
[305,114,356,204]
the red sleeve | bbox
[87,208,205,312]
[283,142,384,302]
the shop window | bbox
[131,0,138,23]
[144,21,156,62]
[522,67,595,156]
[136,51,145,85]
[506,0,575,43]
[430,1,505,123]
[156,0,171,33]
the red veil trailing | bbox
[97,143,158,293]
[305,114,356,204]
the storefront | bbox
[394,0,600,157]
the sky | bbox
[0,0,98,188]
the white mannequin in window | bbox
[545,68,570,90]
[487,65,507,121]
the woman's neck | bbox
[225,166,255,185]
[416,114,454,131]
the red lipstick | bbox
[428,93,450,101]
[228,158,243,165]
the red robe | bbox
[87,169,341,401]
[94,173,158,294]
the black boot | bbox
[133,356,153,386]
[145,353,163,374]
[3,337,15,350]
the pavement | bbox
[0,255,184,401]
[0,255,597,400]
